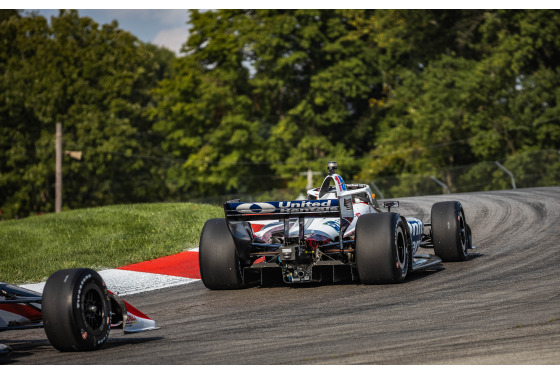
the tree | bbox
[4,10,560,217]
[355,10,560,196]
[0,10,173,218]
[151,10,378,196]
[250,10,377,188]
[151,10,272,198]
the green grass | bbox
[0,203,223,284]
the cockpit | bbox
[305,160,379,210]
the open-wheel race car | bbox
[199,161,473,289]
[1,268,157,359]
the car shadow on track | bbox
[405,251,484,282]
[405,267,444,283]
[1,336,164,364]
[0,339,50,364]
[465,252,484,261]
[237,252,485,290]
[103,335,164,349]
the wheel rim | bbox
[396,226,407,271]
[82,285,104,331]
[458,211,467,255]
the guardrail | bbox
[368,149,559,198]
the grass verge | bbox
[0,202,223,284]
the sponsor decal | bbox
[126,313,138,324]
[76,273,92,309]
[407,220,423,253]
[236,202,276,214]
[232,200,338,214]
[322,220,340,231]
[408,220,422,240]
[277,200,337,213]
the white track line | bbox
[99,269,200,296]
[21,269,200,296]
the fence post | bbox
[495,161,516,189]
[430,176,450,194]
[299,169,322,192]
[55,122,62,213]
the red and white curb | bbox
[20,248,201,296]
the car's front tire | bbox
[431,201,469,261]
[42,268,111,351]
[199,218,244,290]
[355,213,410,284]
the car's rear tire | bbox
[42,268,111,351]
[355,213,410,284]
[431,201,469,261]
[199,218,244,290]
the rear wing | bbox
[224,197,354,251]
[224,199,343,221]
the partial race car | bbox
[199,161,473,289]
[1,268,157,359]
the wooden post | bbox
[55,122,62,213]
[306,168,313,191]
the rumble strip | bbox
[20,248,201,296]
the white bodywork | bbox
[252,173,423,255]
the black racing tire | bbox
[199,218,244,290]
[355,213,410,284]
[431,201,469,262]
[42,268,111,352]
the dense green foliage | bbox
[2,10,560,219]
[1,10,173,218]
[0,202,223,283]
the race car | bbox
[199,161,473,289]
[1,268,157,359]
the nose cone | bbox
[124,311,159,333]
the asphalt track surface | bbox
[3,187,560,364]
